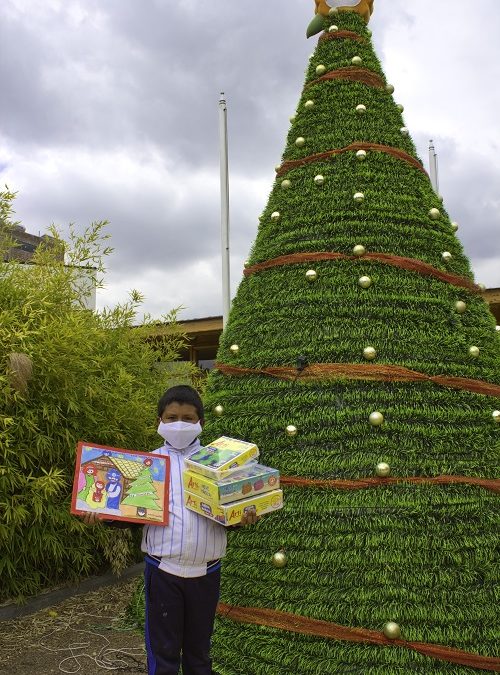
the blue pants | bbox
[144,557,221,675]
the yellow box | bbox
[183,464,280,505]
[184,489,283,526]
[185,436,259,480]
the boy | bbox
[83,385,257,675]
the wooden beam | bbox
[482,287,500,304]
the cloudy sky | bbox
[1,0,499,321]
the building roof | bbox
[81,454,146,480]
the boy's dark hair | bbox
[157,385,204,420]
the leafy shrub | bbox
[0,189,195,601]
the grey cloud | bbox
[412,132,500,263]
[16,172,222,272]
[1,0,499,319]
[1,0,312,170]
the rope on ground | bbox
[30,610,146,673]
[11,612,147,675]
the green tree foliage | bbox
[197,13,499,675]
[0,189,195,602]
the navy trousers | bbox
[144,557,221,675]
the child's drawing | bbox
[71,441,169,525]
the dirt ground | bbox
[0,577,147,675]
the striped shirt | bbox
[141,440,227,578]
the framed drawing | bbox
[71,441,170,525]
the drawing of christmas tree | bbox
[201,2,500,673]
[121,465,161,515]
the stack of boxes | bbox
[183,437,283,526]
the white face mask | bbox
[157,420,202,450]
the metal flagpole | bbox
[428,139,439,195]
[219,92,231,328]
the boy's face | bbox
[160,402,201,425]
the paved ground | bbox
[0,571,147,675]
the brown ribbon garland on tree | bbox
[216,361,500,398]
[243,251,481,293]
[307,66,386,89]
[276,142,427,177]
[216,603,500,672]
[318,30,366,43]
[280,475,500,495]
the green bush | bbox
[0,189,195,602]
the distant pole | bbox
[428,139,439,195]
[219,92,231,328]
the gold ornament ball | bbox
[286,424,298,437]
[314,174,325,186]
[213,405,224,417]
[386,83,395,94]
[295,136,306,147]
[496,325,500,332]
[396,103,404,112]
[328,24,339,32]
[356,149,367,161]
[353,192,365,203]
[358,275,372,288]
[400,126,409,135]
[243,260,250,268]
[451,221,459,232]
[376,462,391,477]
[304,99,315,109]
[316,64,326,76]
[429,207,441,220]
[229,344,239,355]
[369,411,384,426]
[351,56,363,66]
[442,251,452,262]
[272,551,287,568]
[478,283,486,291]
[328,6,339,15]
[356,104,367,115]
[363,346,377,361]
[492,410,500,423]
[468,346,480,358]
[353,244,366,257]
[275,165,281,173]
[289,115,296,123]
[455,301,467,314]
[305,269,318,283]
[281,179,291,189]
[383,622,401,640]
[271,211,281,221]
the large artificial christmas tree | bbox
[202,2,500,673]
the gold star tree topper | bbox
[307,0,374,37]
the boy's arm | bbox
[80,512,101,526]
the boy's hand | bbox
[238,507,260,526]
[79,511,101,526]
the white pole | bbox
[219,92,231,328]
[428,139,439,195]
